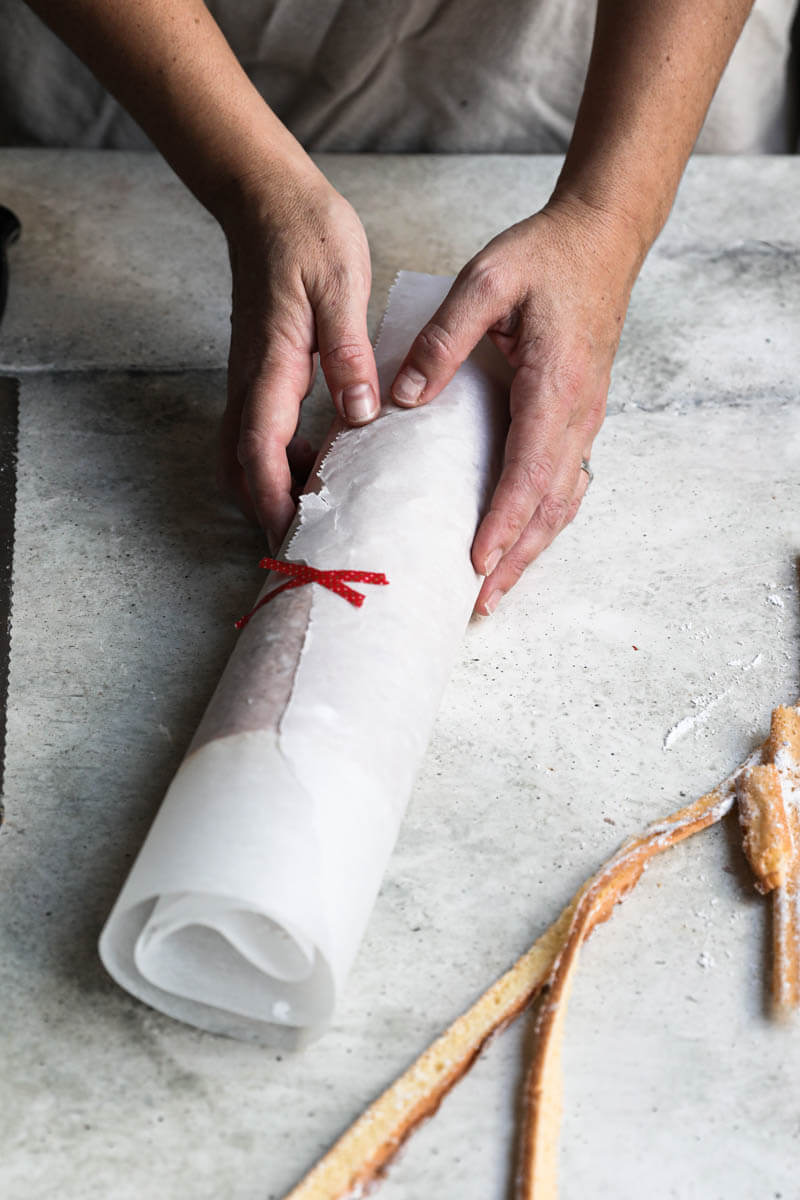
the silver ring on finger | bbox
[580,457,594,487]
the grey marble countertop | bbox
[1,151,799,1200]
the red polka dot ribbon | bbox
[235,557,390,629]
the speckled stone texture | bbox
[1,152,799,1200]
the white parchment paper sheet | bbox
[99,272,510,1044]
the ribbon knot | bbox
[235,557,390,629]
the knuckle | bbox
[484,502,525,550]
[325,256,370,295]
[313,251,371,312]
[459,256,505,305]
[416,321,456,367]
[319,340,370,375]
[493,491,528,533]
[236,427,270,469]
[527,356,589,412]
[564,494,583,526]
[505,543,533,578]
[538,491,572,532]
[508,453,555,500]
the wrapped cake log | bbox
[99,272,509,1044]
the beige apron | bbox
[0,0,797,152]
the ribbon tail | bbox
[333,571,390,586]
[316,578,366,606]
[234,577,303,629]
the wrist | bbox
[549,154,679,274]
[211,152,323,238]
[541,189,650,297]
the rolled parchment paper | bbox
[99,272,510,1045]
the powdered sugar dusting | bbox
[663,654,763,750]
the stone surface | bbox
[1,151,798,393]
[1,151,799,1200]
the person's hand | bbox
[390,197,642,615]
[218,160,379,550]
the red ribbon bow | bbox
[235,557,390,629]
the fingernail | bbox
[342,383,378,425]
[484,589,503,615]
[391,367,426,406]
[484,547,503,577]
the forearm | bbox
[23,0,315,223]
[553,0,755,266]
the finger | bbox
[220,410,318,517]
[390,264,509,408]
[471,363,569,576]
[235,347,315,550]
[220,426,318,525]
[475,447,591,615]
[219,348,318,529]
[217,398,258,524]
[287,434,319,502]
[315,292,380,427]
[287,434,318,482]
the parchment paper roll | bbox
[99,272,510,1045]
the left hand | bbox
[389,197,642,615]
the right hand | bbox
[218,161,380,550]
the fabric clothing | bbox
[1,0,798,153]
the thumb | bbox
[315,294,380,427]
[389,268,502,409]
